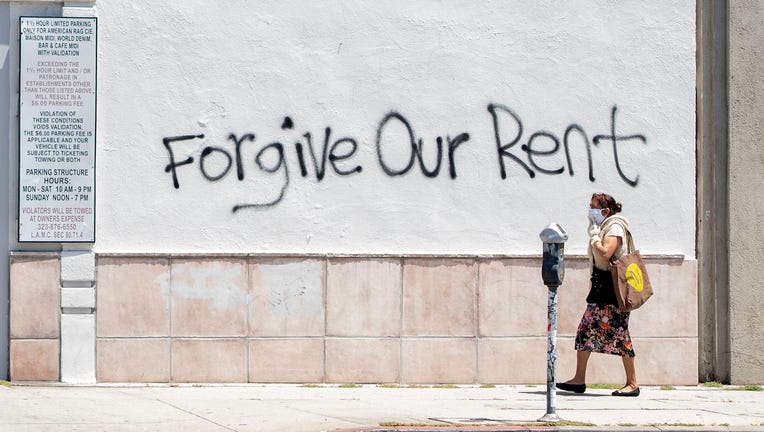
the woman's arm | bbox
[591,235,622,261]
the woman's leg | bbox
[619,356,638,390]
[573,350,591,383]
[564,350,591,384]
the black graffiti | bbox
[592,106,645,187]
[162,118,365,212]
[563,125,594,182]
[233,141,290,212]
[162,104,646,212]
[488,104,534,179]
[199,146,232,181]
[375,112,470,179]
[489,103,643,185]
[163,134,204,189]
[228,133,255,180]
[280,116,362,180]
[162,133,288,211]
[298,128,362,181]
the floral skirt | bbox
[574,303,635,357]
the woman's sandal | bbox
[555,382,586,393]
[612,386,640,397]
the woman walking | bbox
[556,192,640,397]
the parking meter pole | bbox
[538,223,567,423]
[539,285,561,423]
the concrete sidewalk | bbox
[0,383,763,432]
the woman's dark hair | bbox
[592,192,622,215]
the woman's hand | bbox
[588,224,601,244]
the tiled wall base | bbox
[9,339,59,381]
[9,253,60,381]
[9,253,699,385]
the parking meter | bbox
[540,223,568,288]
[538,223,567,423]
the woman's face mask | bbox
[588,208,606,225]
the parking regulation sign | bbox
[18,16,97,243]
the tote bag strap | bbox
[603,219,635,263]
[624,227,635,254]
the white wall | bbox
[92,1,694,255]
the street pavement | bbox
[1,383,763,432]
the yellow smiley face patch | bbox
[625,263,644,292]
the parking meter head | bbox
[540,223,568,287]
[539,223,568,244]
